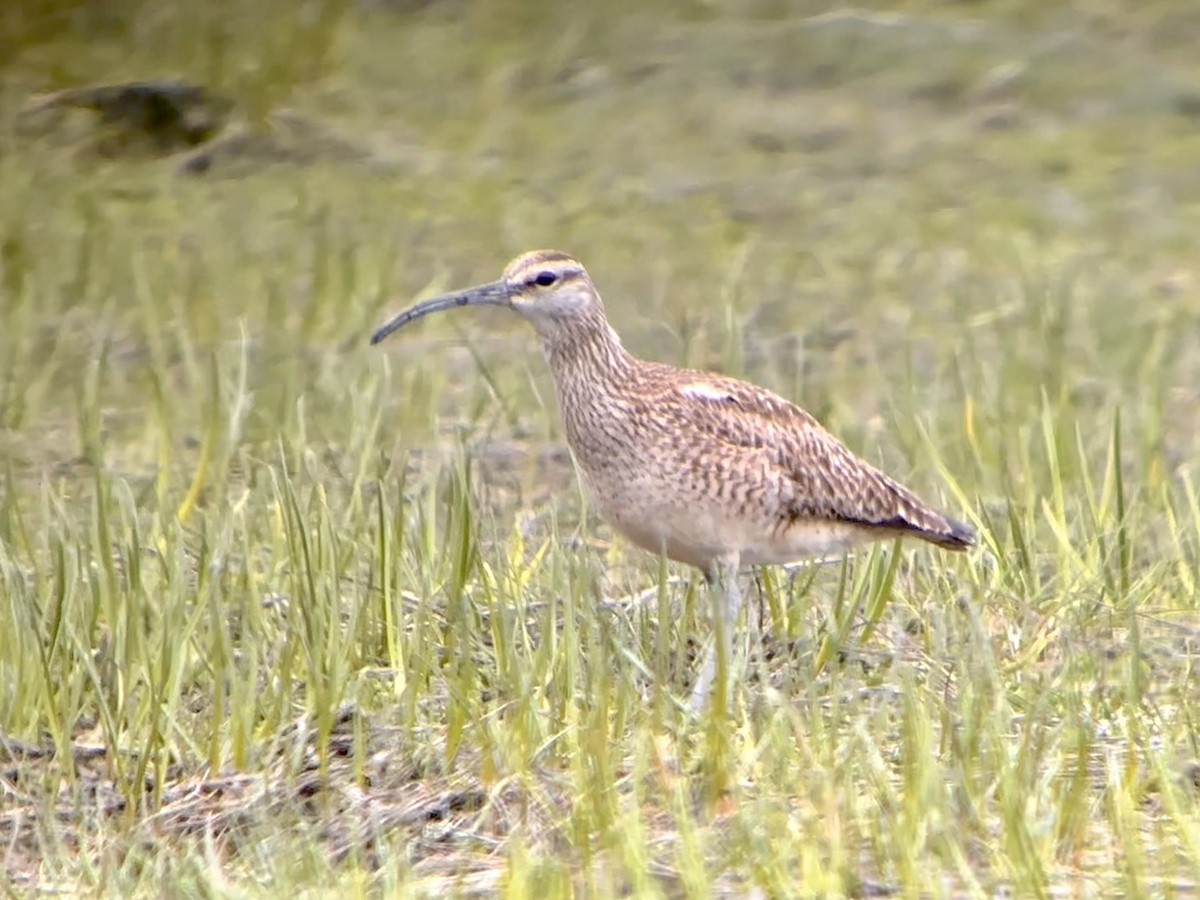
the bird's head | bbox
[370,249,606,346]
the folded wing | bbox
[643,365,974,550]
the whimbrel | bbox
[371,250,974,709]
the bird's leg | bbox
[690,553,742,713]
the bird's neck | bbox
[540,316,641,463]
[540,313,638,387]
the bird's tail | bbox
[917,514,976,551]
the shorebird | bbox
[371,250,974,710]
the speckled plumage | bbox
[372,249,975,708]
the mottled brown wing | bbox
[642,366,974,550]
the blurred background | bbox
[2,0,1197,504]
[3,0,1198,487]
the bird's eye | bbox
[532,271,558,287]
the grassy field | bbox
[2,0,1200,895]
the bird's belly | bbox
[603,506,723,570]
[738,520,878,566]
[594,489,875,572]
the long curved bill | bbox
[370,280,511,345]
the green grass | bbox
[2,0,1200,895]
